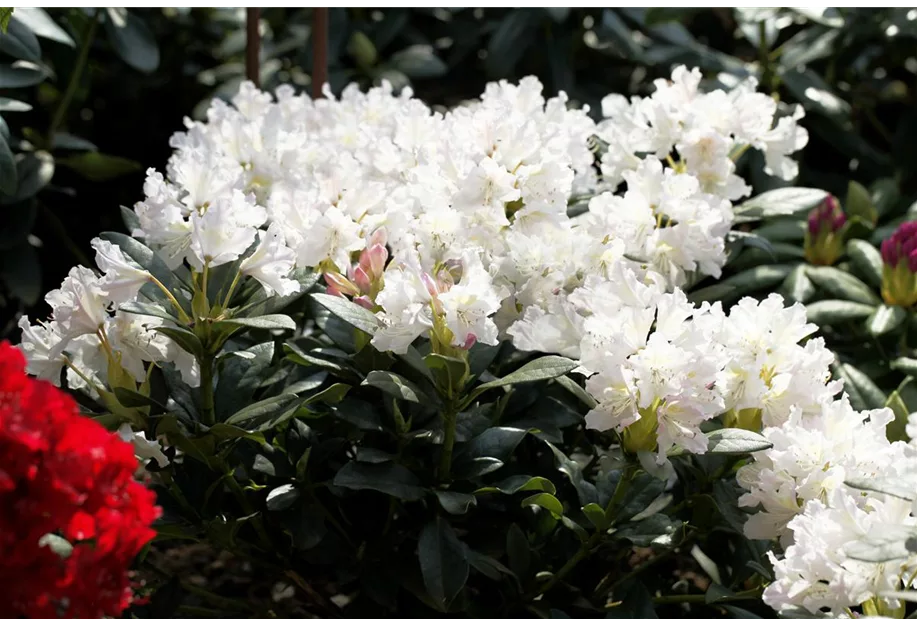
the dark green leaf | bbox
[266,484,300,511]
[104,8,159,73]
[847,239,883,289]
[832,361,885,411]
[0,61,46,88]
[212,314,296,335]
[0,135,15,197]
[435,491,476,515]
[780,264,815,304]
[215,342,275,421]
[0,16,41,62]
[118,300,179,324]
[13,8,74,46]
[57,152,141,181]
[312,292,380,335]
[474,475,556,496]
[154,326,203,359]
[390,44,447,78]
[846,181,877,226]
[891,358,917,377]
[582,503,608,530]
[418,518,469,612]
[867,305,906,336]
[224,393,302,430]
[471,355,577,396]
[806,266,880,305]
[362,370,434,405]
[1,150,53,204]
[804,300,876,325]
[733,187,827,221]
[460,426,527,462]
[333,460,426,500]
[706,428,772,455]
[486,9,535,77]
[717,264,794,298]
[0,97,29,112]
[521,492,564,518]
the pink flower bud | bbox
[353,266,372,294]
[324,272,358,297]
[369,227,387,249]
[354,295,375,310]
[421,272,439,298]
[460,333,477,350]
[367,243,388,278]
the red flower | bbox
[0,341,160,618]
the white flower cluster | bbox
[737,393,917,616]
[582,294,838,463]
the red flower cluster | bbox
[0,341,159,618]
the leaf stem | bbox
[438,399,458,481]
[149,274,191,323]
[220,269,243,311]
[537,533,600,597]
[198,349,216,427]
[48,12,99,143]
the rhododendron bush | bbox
[11,65,917,619]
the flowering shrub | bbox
[0,341,159,618]
[14,65,917,618]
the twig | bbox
[246,8,261,87]
[312,8,328,99]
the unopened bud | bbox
[881,221,917,307]
[354,295,375,311]
[804,195,848,266]
[324,272,358,298]
[459,333,477,350]
[353,266,372,294]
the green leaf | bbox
[706,428,772,455]
[12,8,74,46]
[805,266,880,305]
[804,300,876,326]
[844,524,915,563]
[733,187,827,221]
[390,44,447,78]
[333,460,426,501]
[885,389,910,444]
[312,292,380,335]
[211,314,296,337]
[717,264,794,298]
[0,150,53,204]
[285,502,326,550]
[362,370,434,405]
[891,358,917,377]
[582,503,608,530]
[104,8,159,73]
[435,491,477,515]
[780,264,815,304]
[113,387,166,411]
[486,9,535,77]
[867,305,906,336]
[118,300,179,324]
[0,240,38,304]
[781,69,849,123]
[460,426,527,462]
[425,352,469,392]
[224,393,302,430]
[847,239,883,289]
[0,97,29,112]
[215,342,275,422]
[471,355,577,396]
[521,492,564,518]
[0,135,15,195]
[506,524,531,579]
[832,361,885,411]
[266,484,300,512]
[846,181,877,226]
[99,231,185,308]
[418,518,469,612]
[154,326,203,359]
[57,152,141,182]
[846,475,917,501]
[474,475,556,496]
[0,16,41,62]
[347,30,377,68]
[0,61,46,88]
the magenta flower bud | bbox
[354,295,375,310]
[460,333,477,350]
[353,265,372,294]
[804,195,849,266]
[881,221,917,307]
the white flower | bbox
[92,237,151,303]
[17,316,65,384]
[46,266,110,341]
[118,423,170,468]
[438,250,507,348]
[240,223,301,297]
[189,190,266,270]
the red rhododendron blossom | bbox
[0,341,159,618]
